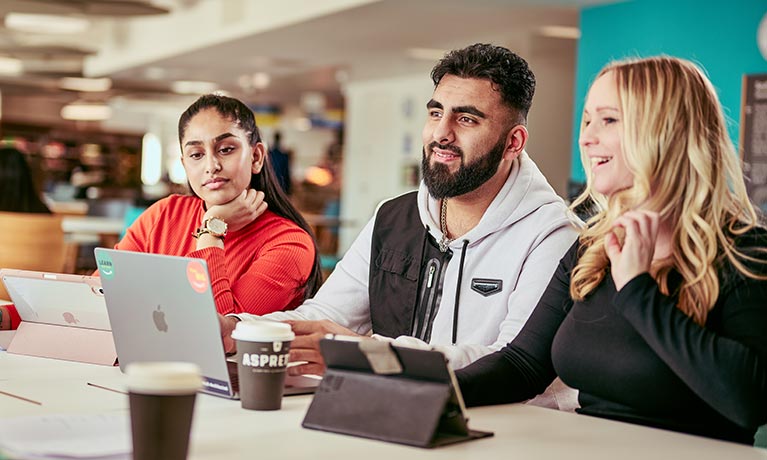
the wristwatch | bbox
[192,216,228,240]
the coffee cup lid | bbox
[126,362,202,395]
[231,320,295,342]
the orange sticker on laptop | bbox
[186,261,209,293]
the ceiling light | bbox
[294,117,312,132]
[252,72,270,89]
[237,74,252,89]
[238,73,270,91]
[0,56,22,75]
[60,102,112,121]
[59,77,112,92]
[407,48,447,61]
[171,80,218,95]
[539,26,580,40]
[301,92,326,115]
[5,13,90,35]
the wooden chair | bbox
[0,212,66,301]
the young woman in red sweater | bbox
[116,94,322,316]
[1,95,321,329]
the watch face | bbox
[208,218,227,235]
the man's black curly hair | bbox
[431,43,535,124]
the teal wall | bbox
[571,0,767,183]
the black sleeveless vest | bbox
[368,192,452,338]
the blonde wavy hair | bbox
[570,56,763,325]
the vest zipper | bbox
[426,265,436,288]
[414,258,442,341]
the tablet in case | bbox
[302,337,493,448]
[0,268,116,366]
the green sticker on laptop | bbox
[95,251,115,280]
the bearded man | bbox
[219,45,577,401]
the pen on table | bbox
[0,390,41,406]
[86,382,127,395]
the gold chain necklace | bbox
[439,198,453,253]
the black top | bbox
[456,228,767,444]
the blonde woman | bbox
[456,56,767,444]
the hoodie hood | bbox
[417,151,566,250]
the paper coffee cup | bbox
[232,321,294,410]
[126,362,202,395]
[126,362,201,460]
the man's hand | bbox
[218,314,238,355]
[284,319,360,375]
[206,189,268,232]
[605,210,659,291]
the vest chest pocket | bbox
[370,247,421,337]
[375,248,419,281]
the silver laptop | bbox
[94,248,318,399]
[0,269,109,330]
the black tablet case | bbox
[302,338,493,448]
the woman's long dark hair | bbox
[0,147,51,214]
[178,94,322,299]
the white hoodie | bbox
[241,151,578,370]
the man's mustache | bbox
[426,141,463,156]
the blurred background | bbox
[0,0,765,274]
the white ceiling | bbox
[0,0,614,131]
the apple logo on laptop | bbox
[153,305,168,332]
[62,312,79,325]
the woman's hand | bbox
[605,210,659,291]
[206,189,268,232]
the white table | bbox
[60,216,126,271]
[45,199,89,216]
[0,351,765,460]
[61,216,125,237]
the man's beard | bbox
[421,136,506,199]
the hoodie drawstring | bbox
[451,239,469,345]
